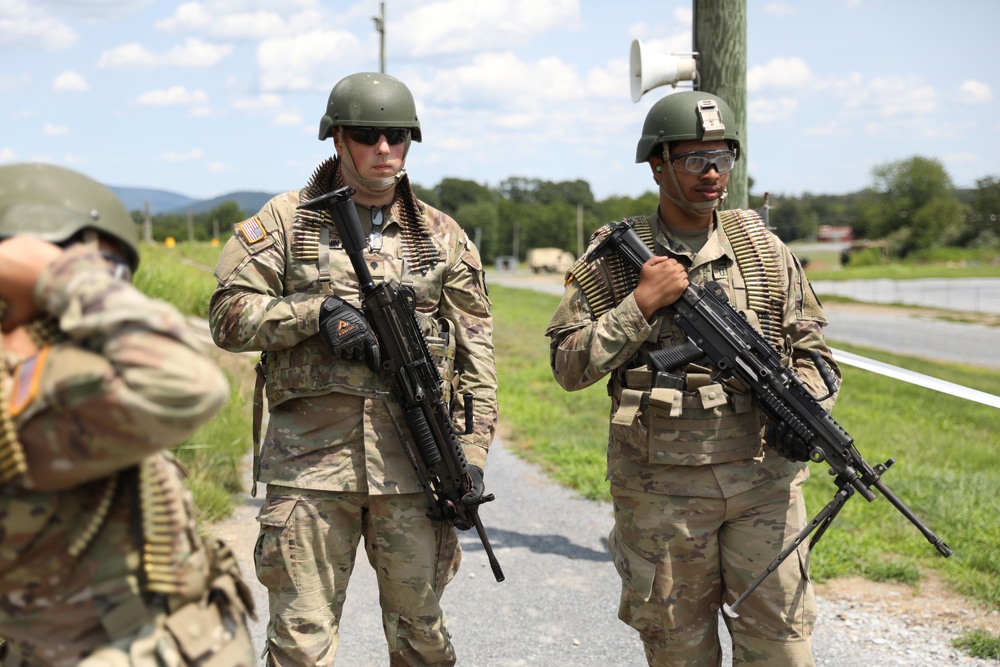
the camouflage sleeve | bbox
[438,219,497,469]
[545,276,653,392]
[208,193,324,353]
[19,245,229,491]
[780,242,841,411]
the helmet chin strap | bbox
[337,133,410,199]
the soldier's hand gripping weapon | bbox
[586,219,951,617]
[298,187,504,583]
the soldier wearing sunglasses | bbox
[546,91,838,666]
[209,72,497,666]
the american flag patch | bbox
[239,217,266,244]
[10,346,49,417]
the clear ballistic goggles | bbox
[346,127,409,146]
[668,149,736,175]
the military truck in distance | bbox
[527,247,575,274]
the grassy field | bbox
[135,241,254,522]
[490,283,1000,614]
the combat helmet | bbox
[318,72,422,142]
[635,91,740,163]
[0,163,140,271]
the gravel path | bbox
[210,438,997,666]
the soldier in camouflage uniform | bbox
[546,92,840,666]
[209,72,498,666]
[0,163,255,666]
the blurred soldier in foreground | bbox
[546,92,840,666]
[209,72,497,665]
[0,163,255,666]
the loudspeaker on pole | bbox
[630,38,698,102]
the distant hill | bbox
[166,191,276,216]
[107,186,277,217]
[109,186,197,216]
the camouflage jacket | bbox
[209,167,497,494]
[546,211,840,498]
[0,246,231,660]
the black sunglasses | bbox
[345,127,409,146]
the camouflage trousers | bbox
[608,469,816,667]
[255,487,462,666]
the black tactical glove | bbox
[462,465,488,506]
[318,296,381,373]
[764,417,812,462]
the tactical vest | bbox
[573,210,787,466]
[242,159,456,409]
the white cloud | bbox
[843,75,937,118]
[0,71,32,92]
[749,97,800,123]
[762,2,797,18]
[42,122,70,136]
[62,153,89,165]
[156,1,324,40]
[394,0,581,57]
[52,70,89,92]
[0,0,78,51]
[959,80,993,104]
[411,52,587,111]
[0,147,17,162]
[273,112,303,127]
[207,161,235,172]
[134,86,209,107]
[747,57,813,92]
[96,37,233,69]
[34,0,150,22]
[161,148,203,162]
[232,93,284,113]
[257,29,363,91]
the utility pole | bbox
[143,201,152,243]
[372,2,386,73]
[693,0,748,210]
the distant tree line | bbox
[135,155,1000,264]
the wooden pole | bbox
[694,0,748,210]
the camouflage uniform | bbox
[0,246,255,666]
[209,158,497,666]
[546,210,839,666]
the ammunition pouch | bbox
[610,367,763,466]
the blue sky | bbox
[2,0,997,202]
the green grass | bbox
[134,241,221,317]
[954,629,1000,660]
[134,241,252,521]
[491,283,1000,612]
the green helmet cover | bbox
[635,91,740,163]
[0,163,140,270]
[318,72,422,142]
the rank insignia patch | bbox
[239,217,266,244]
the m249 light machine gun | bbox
[586,219,952,616]
[299,186,504,583]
